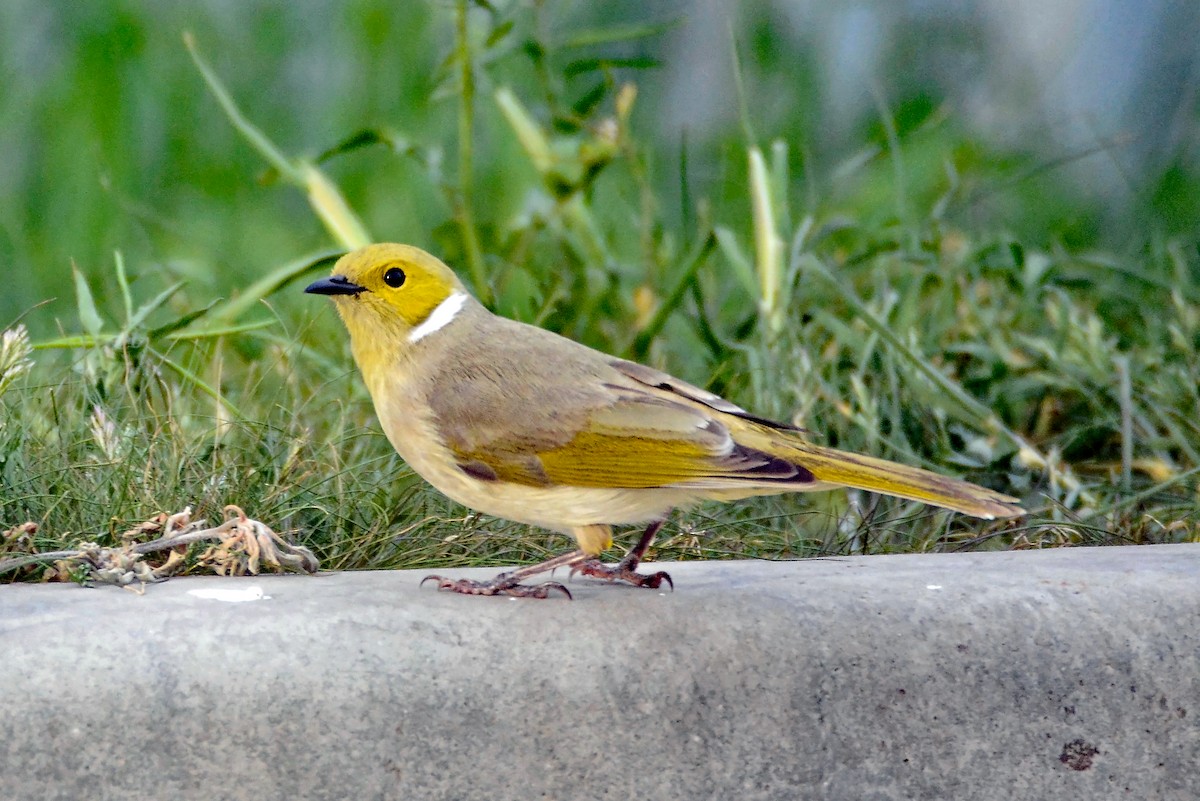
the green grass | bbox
[2,3,1199,582]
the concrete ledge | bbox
[2,545,1198,800]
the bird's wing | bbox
[536,387,813,488]
[437,361,810,489]
[609,360,804,431]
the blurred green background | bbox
[4,0,1199,335]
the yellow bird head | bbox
[304,243,471,346]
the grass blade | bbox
[210,249,345,328]
[71,262,104,339]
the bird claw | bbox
[508,581,572,599]
[570,560,674,590]
[420,573,572,600]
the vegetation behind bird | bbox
[1,3,1198,581]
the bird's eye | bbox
[383,267,406,288]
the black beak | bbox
[304,275,367,296]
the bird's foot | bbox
[420,572,572,599]
[570,559,673,590]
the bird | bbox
[305,243,1024,598]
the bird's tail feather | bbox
[778,439,1024,520]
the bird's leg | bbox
[571,519,673,590]
[421,549,587,599]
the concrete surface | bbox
[1,544,1198,801]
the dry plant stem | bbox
[0,550,83,575]
[0,506,318,579]
[0,523,219,575]
[130,519,238,553]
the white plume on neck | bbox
[408,291,468,343]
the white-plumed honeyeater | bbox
[306,243,1024,598]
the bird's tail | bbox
[775,438,1024,520]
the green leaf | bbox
[629,231,716,359]
[148,299,220,340]
[560,20,678,49]
[495,87,554,175]
[714,226,758,300]
[119,282,185,347]
[563,56,660,78]
[166,320,274,342]
[113,251,133,324]
[71,263,104,339]
[209,248,344,327]
[571,81,608,118]
[32,335,104,350]
[484,19,514,49]
[315,128,413,164]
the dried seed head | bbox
[89,405,124,461]
[0,325,33,397]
